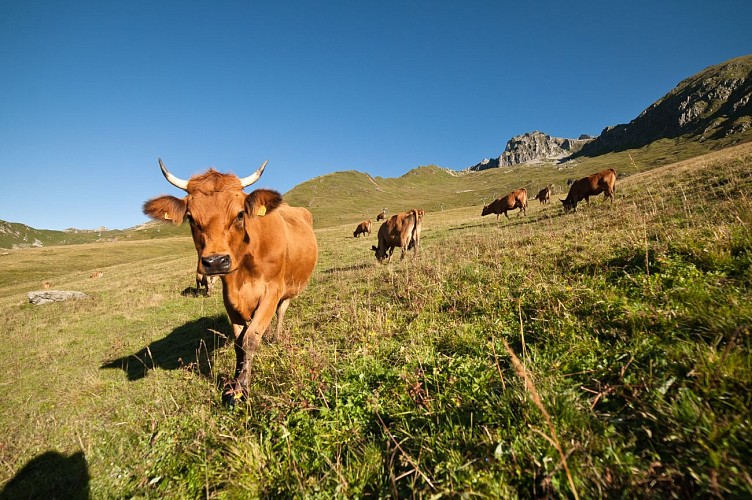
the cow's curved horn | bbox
[239,160,268,188]
[158,158,189,191]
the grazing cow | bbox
[90,271,104,279]
[481,189,528,221]
[560,168,616,212]
[372,209,422,263]
[376,211,386,221]
[143,158,318,401]
[534,185,552,205]
[196,271,219,297]
[353,220,372,238]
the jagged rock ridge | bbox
[578,54,752,156]
[469,131,593,171]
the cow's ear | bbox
[245,189,283,217]
[143,196,187,225]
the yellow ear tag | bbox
[164,212,171,220]
[257,205,267,216]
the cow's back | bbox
[382,212,415,244]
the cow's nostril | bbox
[202,254,231,273]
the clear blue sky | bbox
[1,1,750,230]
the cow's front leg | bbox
[232,323,246,378]
[222,322,249,404]
[235,293,280,395]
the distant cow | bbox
[534,185,552,205]
[481,189,528,221]
[372,209,422,263]
[353,220,372,238]
[376,211,386,221]
[143,158,317,401]
[90,271,104,279]
[196,271,219,297]
[560,169,616,212]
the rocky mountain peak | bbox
[469,131,592,171]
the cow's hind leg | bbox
[271,298,291,342]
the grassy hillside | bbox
[286,133,752,228]
[1,142,751,497]
[0,219,189,250]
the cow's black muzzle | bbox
[201,254,231,275]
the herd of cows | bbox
[351,167,617,259]
[143,161,616,402]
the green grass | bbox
[1,142,751,498]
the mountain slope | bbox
[285,135,729,228]
[0,219,187,250]
[578,54,752,156]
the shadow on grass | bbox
[0,450,89,500]
[100,314,232,381]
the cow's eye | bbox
[236,211,245,224]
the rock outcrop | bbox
[28,290,89,305]
[469,131,592,171]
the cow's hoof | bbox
[222,387,246,407]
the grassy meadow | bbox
[1,142,751,497]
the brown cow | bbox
[143,158,318,401]
[481,189,528,221]
[372,209,422,263]
[560,169,616,212]
[375,210,386,221]
[534,185,552,205]
[353,220,372,238]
